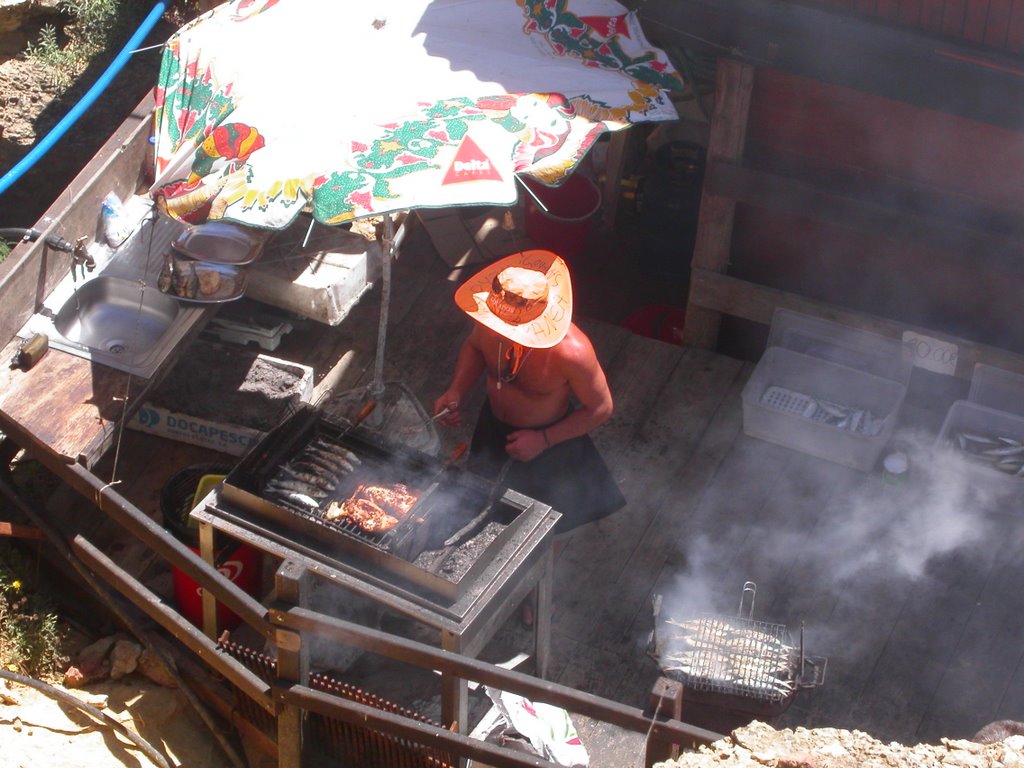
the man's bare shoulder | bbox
[555,324,599,366]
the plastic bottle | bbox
[101,192,132,247]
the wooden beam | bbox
[688,267,1024,380]
[0,521,44,540]
[684,59,754,349]
[707,161,1024,275]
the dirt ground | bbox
[0,674,233,768]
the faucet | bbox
[70,237,94,281]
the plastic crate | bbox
[936,400,1024,495]
[967,363,1024,418]
[767,309,913,386]
[742,347,907,471]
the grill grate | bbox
[660,614,797,704]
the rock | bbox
[656,722,1024,768]
[0,690,18,705]
[108,639,142,680]
[137,649,178,689]
[62,658,110,689]
[75,635,117,668]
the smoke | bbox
[658,427,1004,630]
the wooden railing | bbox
[0,457,722,767]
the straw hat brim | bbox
[453,249,573,349]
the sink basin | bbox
[18,211,212,378]
[54,277,179,356]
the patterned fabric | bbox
[151,0,683,229]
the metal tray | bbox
[171,221,268,265]
[158,255,248,303]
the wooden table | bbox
[191,490,558,733]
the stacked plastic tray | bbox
[937,364,1024,494]
[741,310,913,471]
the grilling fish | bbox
[265,489,320,511]
[313,439,362,465]
[265,478,329,499]
[302,446,353,474]
[278,464,337,492]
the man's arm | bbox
[542,328,613,447]
[434,327,486,426]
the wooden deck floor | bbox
[261,216,1022,748]
[64,212,1024,762]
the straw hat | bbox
[454,250,573,348]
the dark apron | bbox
[468,400,626,534]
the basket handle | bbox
[738,581,756,619]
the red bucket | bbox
[522,174,601,260]
[171,541,262,631]
[161,463,262,631]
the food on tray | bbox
[158,253,240,301]
[198,268,222,296]
[325,482,419,533]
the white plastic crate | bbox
[936,400,1024,495]
[967,363,1024,418]
[742,346,907,471]
[768,309,913,386]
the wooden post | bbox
[683,58,754,350]
[644,677,684,768]
[198,521,218,639]
[601,130,630,230]
[275,560,311,768]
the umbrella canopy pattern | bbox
[150,0,684,229]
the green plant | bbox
[27,0,148,88]
[0,240,10,266]
[0,543,68,679]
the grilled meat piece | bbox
[361,483,418,517]
[324,482,419,534]
[325,497,400,532]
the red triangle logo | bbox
[442,136,504,185]
[579,14,631,39]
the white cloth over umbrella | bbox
[150,0,684,228]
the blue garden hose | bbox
[0,1,168,197]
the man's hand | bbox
[432,392,462,427]
[505,428,548,462]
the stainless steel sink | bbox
[53,277,179,356]
[18,210,209,378]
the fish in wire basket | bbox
[660,616,798,699]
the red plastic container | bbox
[522,174,601,260]
[171,541,262,631]
[161,463,262,630]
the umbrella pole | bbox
[370,214,396,397]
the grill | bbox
[653,583,826,720]
[220,403,540,602]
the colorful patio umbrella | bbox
[150,0,684,229]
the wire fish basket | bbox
[653,582,827,713]
[319,381,440,457]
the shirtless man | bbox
[433,250,625,537]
